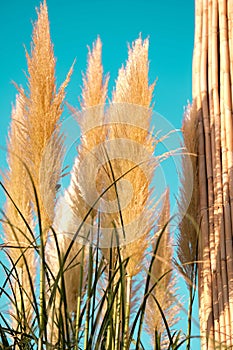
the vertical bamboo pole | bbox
[228,1,233,107]
[192,0,233,347]
[211,0,227,347]
[227,1,233,336]
[219,66,229,346]
[219,2,233,344]
[199,1,215,348]
[218,1,233,345]
[192,0,203,335]
[207,1,221,344]
[193,1,211,348]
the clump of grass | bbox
[0,1,200,349]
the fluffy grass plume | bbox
[19,0,72,234]
[3,95,35,331]
[176,104,198,287]
[46,194,87,345]
[174,104,199,349]
[100,36,156,270]
[146,189,178,346]
[97,36,157,349]
[113,36,155,107]
[3,0,72,341]
[46,37,109,343]
[68,37,109,225]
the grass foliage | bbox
[0,1,201,349]
[0,182,198,349]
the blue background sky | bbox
[0,0,199,348]
[0,0,194,141]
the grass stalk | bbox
[38,210,47,349]
[74,244,85,348]
[186,287,194,350]
[84,238,94,349]
[114,285,121,350]
[122,273,131,350]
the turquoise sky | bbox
[0,0,194,138]
[0,0,198,348]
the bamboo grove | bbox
[184,0,233,348]
[2,0,233,349]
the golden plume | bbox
[3,94,35,331]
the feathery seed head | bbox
[3,95,35,329]
[113,36,156,108]
[22,0,72,232]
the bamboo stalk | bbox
[207,1,221,343]
[218,0,233,345]
[219,1,233,344]
[193,0,203,101]
[211,0,227,347]
[227,0,233,339]
[211,0,221,267]
[220,0,233,214]
[192,1,206,345]
[209,1,228,344]
[192,0,233,347]
[197,111,214,349]
[199,1,215,347]
[228,0,233,107]
[219,73,229,346]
